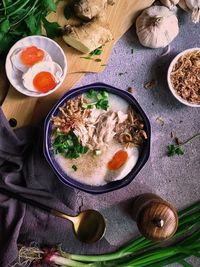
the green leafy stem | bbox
[167,133,200,157]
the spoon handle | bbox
[0,187,52,213]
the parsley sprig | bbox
[53,131,88,159]
[167,133,200,157]
[82,90,109,111]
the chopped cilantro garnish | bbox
[167,144,184,157]
[167,133,200,157]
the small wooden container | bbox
[132,193,178,241]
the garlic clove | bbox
[185,0,200,23]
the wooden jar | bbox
[132,193,178,241]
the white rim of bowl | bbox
[5,35,67,97]
[167,47,200,108]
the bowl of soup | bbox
[44,83,151,194]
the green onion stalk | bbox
[15,201,200,267]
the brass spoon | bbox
[0,187,106,243]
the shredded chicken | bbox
[79,110,118,150]
[170,50,200,104]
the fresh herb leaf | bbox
[167,133,200,157]
[42,18,62,38]
[81,146,89,154]
[25,15,41,35]
[175,147,184,155]
[72,165,77,171]
[0,33,16,54]
[0,19,9,33]
[167,144,184,157]
[87,89,96,99]
[0,0,61,55]
[43,0,57,12]
[90,47,103,56]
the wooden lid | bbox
[136,200,178,241]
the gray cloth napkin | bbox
[0,109,116,267]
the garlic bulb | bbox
[160,0,180,9]
[136,6,179,48]
[178,0,191,12]
[185,0,200,23]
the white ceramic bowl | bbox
[6,35,67,97]
[167,48,200,108]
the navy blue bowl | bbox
[44,83,151,194]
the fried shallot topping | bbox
[115,107,147,148]
[51,96,91,134]
[170,50,200,104]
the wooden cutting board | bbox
[1,0,154,128]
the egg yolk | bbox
[108,150,128,170]
[33,72,57,93]
[20,46,45,65]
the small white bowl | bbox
[6,35,67,97]
[167,48,200,108]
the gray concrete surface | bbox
[75,7,200,267]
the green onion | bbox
[16,201,200,267]
[83,90,109,110]
[52,131,88,159]
[93,149,102,156]
[90,47,103,56]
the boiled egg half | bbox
[11,46,52,73]
[105,147,139,182]
[22,61,63,93]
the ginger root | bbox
[74,0,115,21]
[63,19,113,53]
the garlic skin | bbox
[178,0,191,12]
[160,0,180,9]
[136,6,179,49]
[185,0,200,23]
